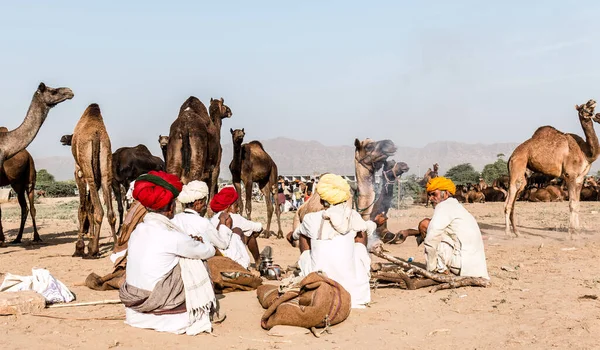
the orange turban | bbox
[210,186,239,213]
[133,171,183,210]
[426,177,456,195]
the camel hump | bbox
[248,140,265,151]
[0,127,7,133]
[179,96,207,116]
[84,103,102,117]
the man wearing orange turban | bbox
[120,171,219,335]
[209,186,264,269]
[406,176,490,280]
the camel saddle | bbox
[206,256,262,294]
[256,272,351,330]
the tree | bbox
[482,158,508,184]
[444,163,480,185]
[36,169,55,184]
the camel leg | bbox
[11,188,29,244]
[112,180,124,233]
[102,179,117,249]
[73,173,88,257]
[86,180,104,258]
[0,205,4,244]
[566,179,583,240]
[244,178,254,221]
[259,184,273,238]
[233,181,244,218]
[27,183,40,242]
[504,173,526,237]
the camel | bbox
[419,163,439,207]
[71,104,117,258]
[228,128,282,238]
[0,83,73,171]
[466,184,485,203]
[158,135,169,163]
[111,145,165,229]
[0,128,39,244]
[505,99,600,239]
[208,98,232,199]
[481,187,505,202]
[166,97,230,201]
[354,138,398,220]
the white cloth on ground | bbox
[172,209,231,250]
[125,212,216,334]
[423,197,489,279]
[0,268,75,304]
[294,207,372,308]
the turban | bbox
[426,176,456,195]
[178,180,209,204]
[133,171,183,210]
[210,186,239,213]
[316,174,351,205]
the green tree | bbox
[36,169,55,184]
[444,163,480,185]
[482,158,508,184]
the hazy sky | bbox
[2,1,600,161]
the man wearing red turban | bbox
[209,186,264,269]
[120,171,219,335]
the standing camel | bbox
[0,83,73,170]
[228,128,282,238]
[0,128,39,244]
[504,99,600,239]
[158,135,169,163]
[71,104,117,258]
[208,98,232,200]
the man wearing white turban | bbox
[171,181,231,251]
[287,174,384,308]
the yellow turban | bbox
[316,174,351,205]
[426,176,456,195]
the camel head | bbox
[158,135,169,148]
[575,99,598,122]
[433,163,439,172]
[60,134,73,146]
[210,97,232,119]
[36,82,74,108]
[354,138,397,172]
[382,159,410,181]
[230,128,245,145]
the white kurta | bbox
[423,197,490,279]
[172,209,231,250]
[293,206,374,308]
[209,212,257,269]
[125,215,216,334]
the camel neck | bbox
[354,160,376,220]
[231,141,243,179]
[580,119,600,162]
[1,93,49,159]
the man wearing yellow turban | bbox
[287,173,383,308]
[410,176,490,279]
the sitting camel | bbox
[0,128,39,244]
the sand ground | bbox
[0,197,599,350]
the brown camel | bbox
[71,104,117,258]
[0,128,39,244]
[0,83,73,171]
[505,99,600,238]
[228,128,282,238]
[167,97,230,201]
[354,138,398,220]
[158,135,169,163]
[208,98,232,199]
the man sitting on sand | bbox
[119,171,218,335]
[287,173,384,308]
[209,186,263,269]
[404,177,489,279]
[171,180,232,252]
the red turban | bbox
[133,171,183,211]
[210,186,239,213]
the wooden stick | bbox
[47,300,122,308]
[371,247,490,291]
[31,314,124,321]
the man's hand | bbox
[373,212,387,226]
[218,212,233,229]
[190,235,204,243]
[286,231,297,248]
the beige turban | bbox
[178,180,209,204]
[316,174,351,205]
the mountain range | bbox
[35,138,600,181]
